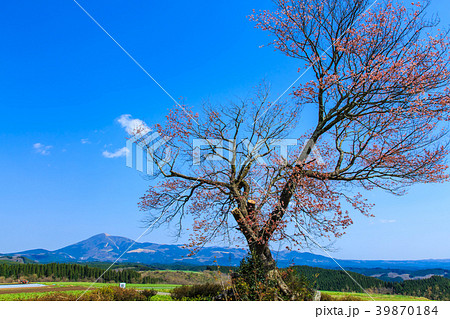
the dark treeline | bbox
[293,265,388,291]
[394,276,450,301]
[294,265,450,301]
[0,263,140,283]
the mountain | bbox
[0,234,247,266]
[2,233,450,270]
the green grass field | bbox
[0,282,179,301]
[321,291,429,301]
[40,282,180,292]
[0,290,82,301]
[149,295,172,301]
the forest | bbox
[296,266,450,301]
[0,263,141,283]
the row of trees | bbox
[0,263,140,283]
[394,276,450,301]
[293,265,388,292]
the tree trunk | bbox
[249,242,294,300]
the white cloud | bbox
[117,114,150,135]
[380,219,396,224]
[81,138,90,144]
[102,147,128,159]
[33,143,52,155]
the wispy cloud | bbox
[33,143,52,155]
[380,219,396,224]
[117,114,150,135]
[102,147,128,159]
[81,138,91,144]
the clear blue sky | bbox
[0,0,449,260]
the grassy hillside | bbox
[140,270,230,285]
[0,256,35,264]
[85,262,236,273]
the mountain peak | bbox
[89,233,111,239]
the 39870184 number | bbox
[376,306,438,316]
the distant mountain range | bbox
[1,233,450,270]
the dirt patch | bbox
[0,286,86,295]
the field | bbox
[321,291,429,301]
[0,281,432,301]
[40,282,180,292]
[0,282,180,301]
[0,290,82,301]
[0,285,86,295]
[0,290,173,301]
[140,269,230,285]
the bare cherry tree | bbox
[137,0,450,297]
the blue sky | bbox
[0,0,449,260]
